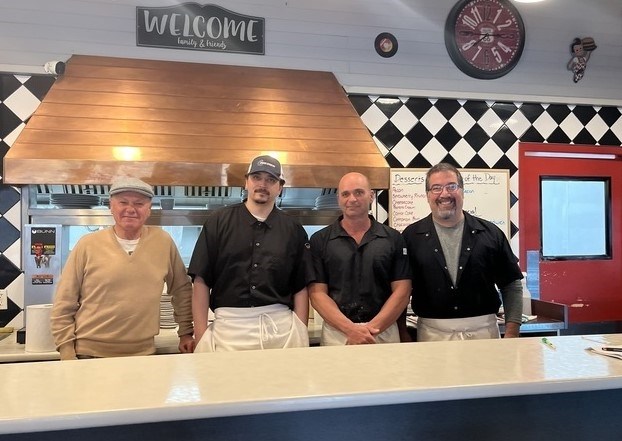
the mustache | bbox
[436,196,454,203]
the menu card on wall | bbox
[389,168,510,238]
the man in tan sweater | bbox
[51,177,194,360]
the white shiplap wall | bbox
[0,0,621,105]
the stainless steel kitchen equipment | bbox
[23,185,342,308]
[22,224,66,309]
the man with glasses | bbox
[188,155,311,351]
[402,163,523,341]
[309,172,411,345]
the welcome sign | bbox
[136,3,265,54]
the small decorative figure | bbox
[567,37,597,83]
[33,242,44,268]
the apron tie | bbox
[259,313,279,346]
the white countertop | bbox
[0,328,182,363]
[2,334,622,435]
[0,323,323,363]
[0,331,59,362]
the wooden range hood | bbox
[4,55,389,188]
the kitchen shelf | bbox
[27,208,341,226]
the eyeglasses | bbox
[427,183,461,194]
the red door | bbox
[519,143,622,323]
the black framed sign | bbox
[137,3,265,55]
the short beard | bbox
[250,190,271,204]
[435,198,456,220]
[437,207,456,220]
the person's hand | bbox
[345,323,378,345]
[503,322,520,338]
[193,326,207,347]
[178,334,195,353]
[59,343,78,360]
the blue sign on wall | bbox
[136,3,265,55]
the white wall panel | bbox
[0,0,621,105]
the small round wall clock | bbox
[444,0,525,79]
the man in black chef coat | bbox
[402,162,523,341]
[188,155,312,352]
[309,172,411,345]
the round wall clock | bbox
[444,0,525,79]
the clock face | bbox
[445,0,525,79]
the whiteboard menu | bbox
[389,168,510,238]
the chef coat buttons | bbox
[255,242,260,247]
[253,263,258,268]
[251,285,256,290]
[434,248,439,253]
[454,306,458,310]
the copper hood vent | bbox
[4,55,389,189]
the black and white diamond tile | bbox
[350,95,622,256]
[0,73,54,327]
[2,70,622,327]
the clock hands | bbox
[463,32,498,48]
[476,33,490,44]
[459,30,515,39]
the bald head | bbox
[337,172,374,220]
[338,172,371,193]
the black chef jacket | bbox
[402,212,522,319]
[188,203,313,309]
[310,215,411,323]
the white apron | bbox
[320,321,400,346]
[194,304,309,352]
[417,314,500,342]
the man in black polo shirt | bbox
[188,155,311,352]
[402,162,523,341]
[309,172,411,345]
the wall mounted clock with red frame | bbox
[445,0,525,79]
